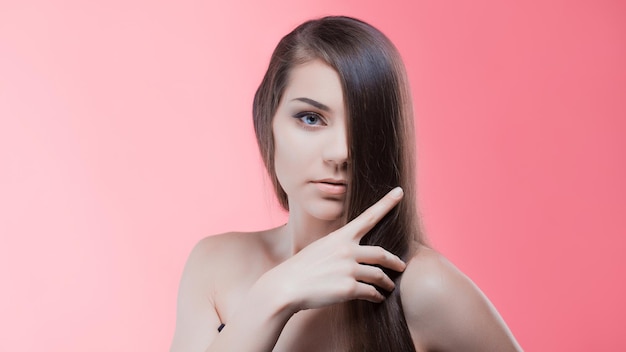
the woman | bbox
[171,16,522,352]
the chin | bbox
[308,200,345,221]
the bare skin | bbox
[171,189,409,352]
[170,60,522,351]
[170,190,521,352]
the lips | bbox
[312,179,347,195]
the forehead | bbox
[281,59,345,112]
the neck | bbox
[281,204,344,256]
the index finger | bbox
[342,187,404,241]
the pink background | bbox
[1,0,624,351]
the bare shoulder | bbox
[400,246,522,352]
[190,231,265,265]
[171,230,277,352]
[185,230,278,284]
[399,246,475,314]
[193,230,268,257]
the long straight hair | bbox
[253,16,424,352]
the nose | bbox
[322,124,348,168]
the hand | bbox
[260,187,407,313]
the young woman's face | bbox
[272,59,348,221]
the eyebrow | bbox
[291,97,331,112]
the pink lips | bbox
[312,179,347,195]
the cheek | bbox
[274,136,300,177]
[273,129,294,186]
[273,129,314,187]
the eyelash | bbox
[293,111,326,129]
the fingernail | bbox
[397,256,407,270]
[390,187,403,198]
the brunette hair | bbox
[253,16,424,352]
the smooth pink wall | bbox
[1,0,624,351]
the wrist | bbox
[249,272,298,323]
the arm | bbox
[169,238,222,352]
[170,235,297,352]
[171,187,408,352]
[401,248,523,352]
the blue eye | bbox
[294,112,325,126]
